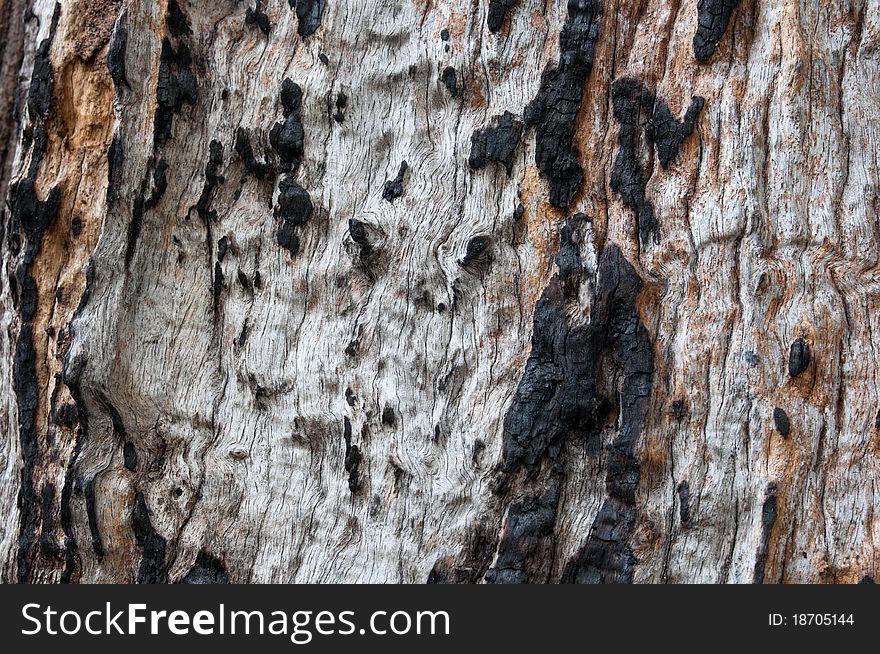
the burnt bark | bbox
[1,0,878,584]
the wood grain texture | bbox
[1,0,878,584]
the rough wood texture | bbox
[1,0,878,584]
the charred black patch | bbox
[53,401,79,430]
[788,337,810,377]
[245,2,272,34]
[144,159,169,209]
[485,479,561,584]
[107,20,129,91]
[468,111,522,175]
[39,483,61,559]
[276,175,313,257]
[693,0,742,62]
[153,38,197,150]
[381,405,396,426]
[677,480,690,525]
[106,136,124,206]
[237,268,252,292]
[343,417,362,493]
[382,161,408,202]
[348,218,374,257]
[125,158,168,268]
[463,235,492,265]
[753,482,778,583]
[125,194,145,268]
[773,407,790,438]
[484,209,653,584]
[235,127,272,179]
[26,5,60,122]
[333,92,347,123]
[523,0,601,208]
[270,79,305,172]
[58,261,96,582]
[196,140,224,223]
[212,261,224,319]
[217,235,229,262]
[166,0,192,37]
[291,0,325,38]
[500,215,621,471]
[70,215,83,237]
[58,472,79,583]
[441,66,458,98]
[179,550,229,584]
[653,96,704,169]
[487,0,518,33]
[131,492,167,584]
[560,245,654,584]
[610,77,658,246]
[123,441,138,471]
[9,122,62,581]
[84,478,104,560]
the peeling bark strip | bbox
[524,0,601,208]
[693,0,743,62]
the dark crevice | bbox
[179,550,229,584]
[753,482,778,583]
[10,7,63,580]
[131,492,167,584]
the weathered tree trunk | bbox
[1,0,878,584]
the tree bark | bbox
[1,0,878,584]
